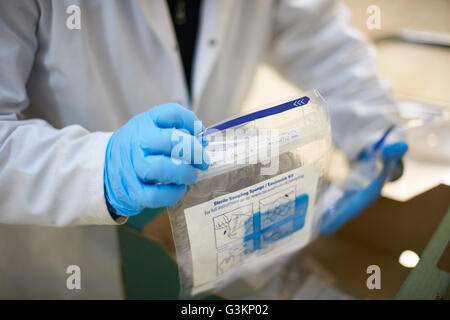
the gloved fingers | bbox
[200,132,210,147]
[321,174,386,234]
[381,141,408,164]
[134,154,199,185]
[381,141,408,181]
[166,128,210,170]
[321,209,349,235]
[141,128,209,170]
[149,103,205,136]
[321,142,408,234]
[356,173,386,210]
[140,183,187,208]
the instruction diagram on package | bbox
[214,204,254,275]
[259,187,296,229]
[213,185,311,275]
[216,239,254,274]
[184,163,320,292]
[213,204,254,248]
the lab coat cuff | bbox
[87,131,128,226]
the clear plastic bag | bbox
[168,90,332,298]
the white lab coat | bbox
[0,0,395,298]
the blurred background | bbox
[233,0,450,299]
[125,0,450,300]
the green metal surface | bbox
[396,208,450,300]
[118,226,180,299]
[125,207,164,230]
[118,225,221,299]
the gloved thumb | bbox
[381,141,408,164]
[381,141,408,181]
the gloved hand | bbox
[321,141,408,234]
[104,103,209,217]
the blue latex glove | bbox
[104,103,209,217]
[321,141,408,234]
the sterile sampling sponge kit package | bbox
[168,90,332,298]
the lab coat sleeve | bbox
[268,0,397,160]
[0,1,124,226]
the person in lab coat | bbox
[0,0,407,298]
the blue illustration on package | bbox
[242,191,309,251]
[210,172,313,276]
[213,191,309,275]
